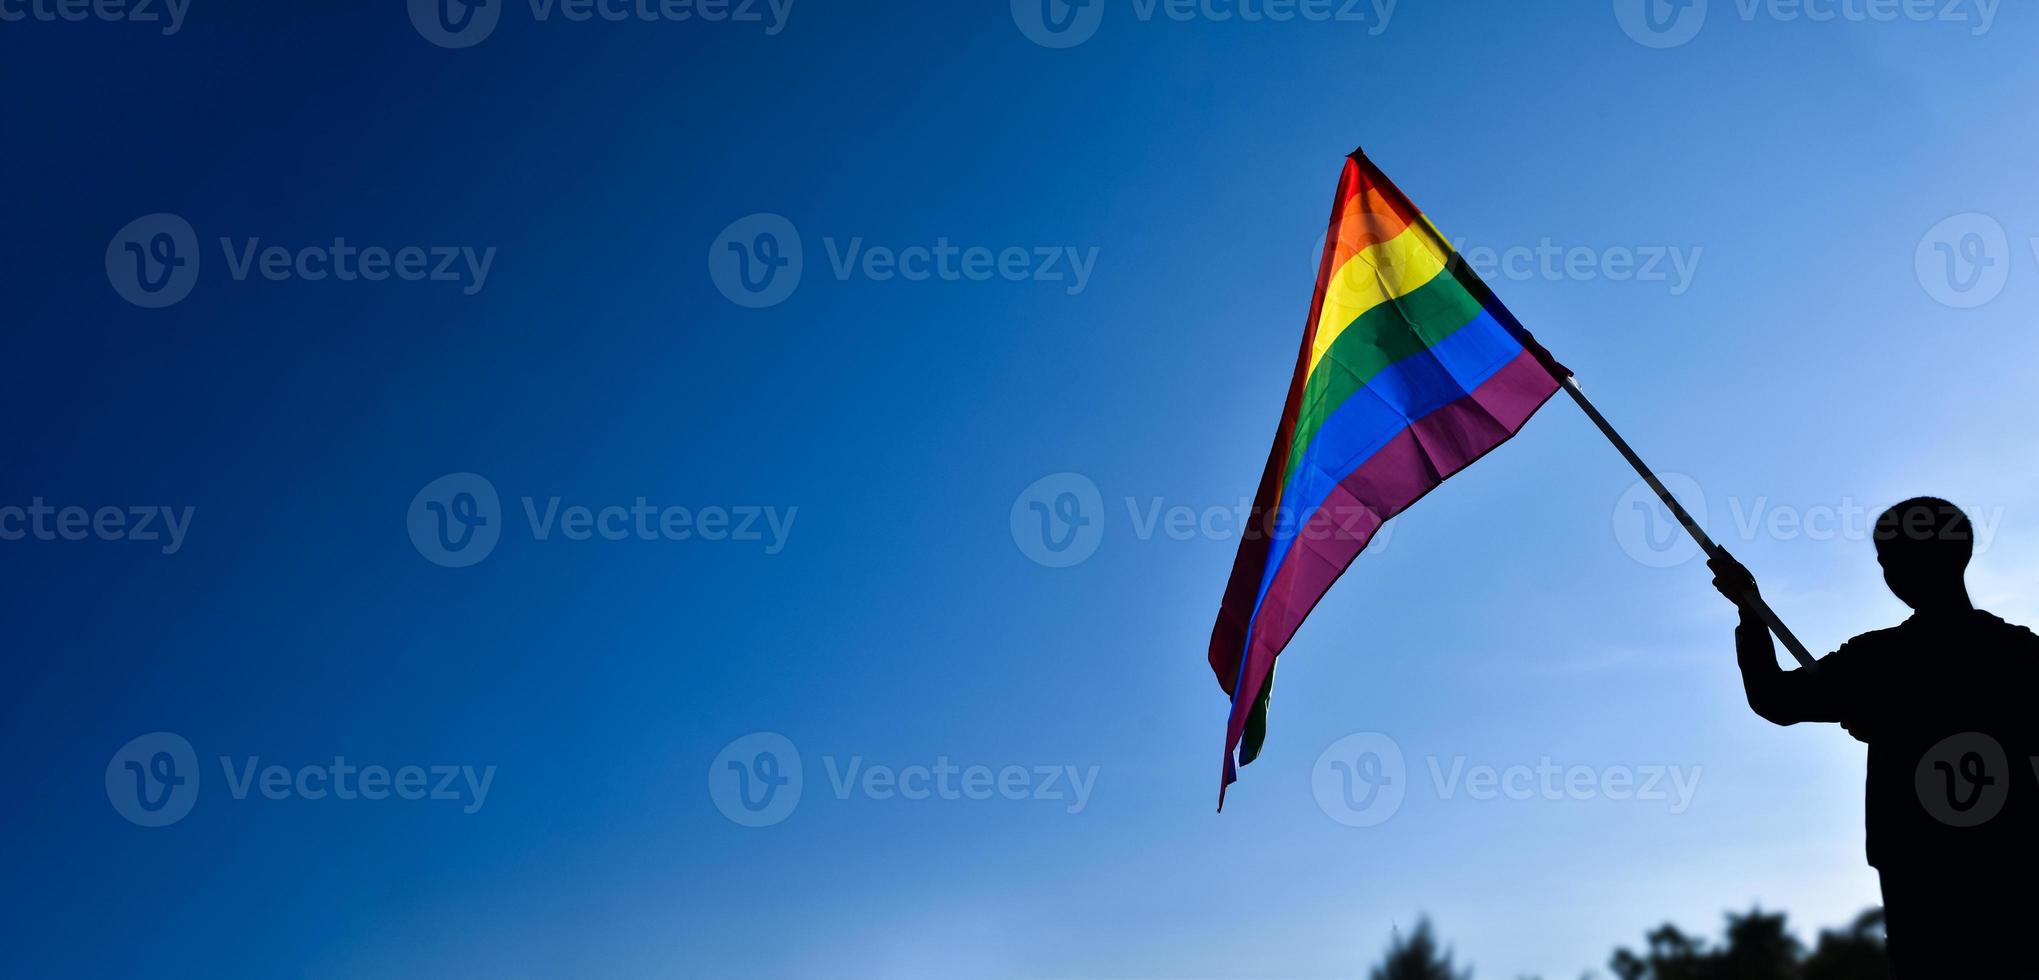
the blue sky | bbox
[8,1,2039,976]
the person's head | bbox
[1873,496,1973,609]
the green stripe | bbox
[1282,267,1486,488]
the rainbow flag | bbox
[1210,149,1568,806]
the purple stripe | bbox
[1224,350,1559,766]
[1253,310,1528,615]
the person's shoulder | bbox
[1819,626,1905,671]
[1838,625,1908,652]
[1975,611,2039,648]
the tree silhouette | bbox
[1608,924,1712,980]
[1370,905,1887,978]
[1609,908,1799,980]
[1717,909,1802,979]
[1801,909,1891,980]
[1371,918,1472,980]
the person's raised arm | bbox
[1709,554,1841,726]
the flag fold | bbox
[1210,149,1569,807]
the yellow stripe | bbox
[1308,221,1454,376]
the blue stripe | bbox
[1250,309,1526,612]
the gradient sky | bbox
[9,1,2039,977]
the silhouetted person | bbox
[1711,497,2039,976]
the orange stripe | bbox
[1317,166,1429,279]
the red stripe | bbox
[1323,160,1425,265]
[1220,349,1559,802]
[1204,156,1362,699]
[1207,152,1438,701]
[1353,150,1571,381]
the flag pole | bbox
[1557,375,1819,670]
